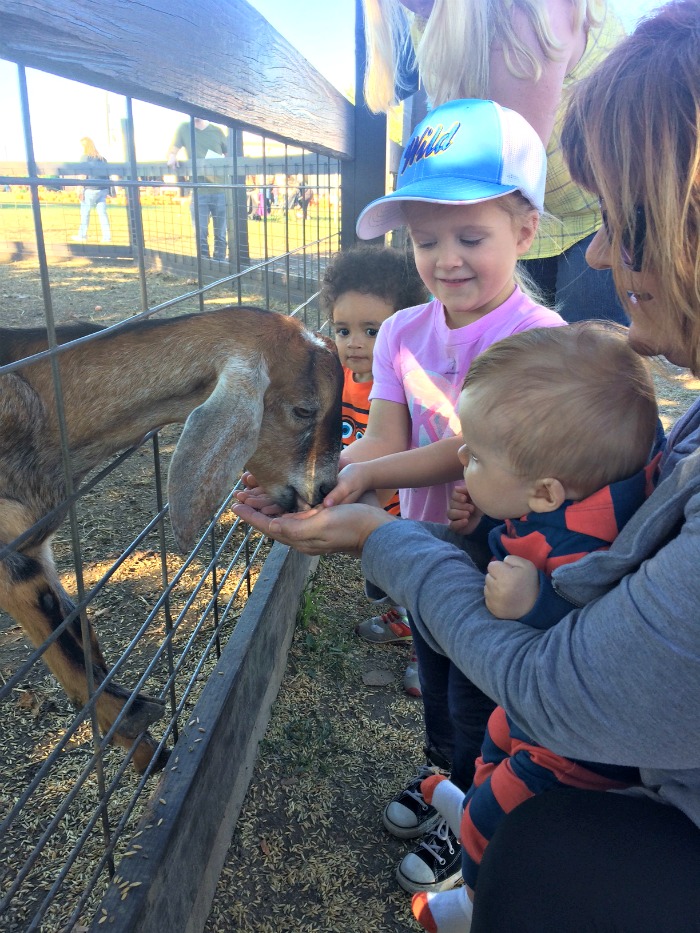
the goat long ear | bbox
[167,358,269,552]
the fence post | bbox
[341,0,386,250]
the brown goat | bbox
[0,307,343,772]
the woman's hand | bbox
[484,555,539,619]
[231,501,396,557]
[447,484,482,535]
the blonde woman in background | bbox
[361,0,627,324]
[72,136,111,244]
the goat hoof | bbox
[130,732,170,774]
[117,693,166,738]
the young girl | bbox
[320,244,426,483]
[336,97,566,894]
[321,245,427,693]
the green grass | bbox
[0,199,339,260]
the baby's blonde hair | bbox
[462,322,658,497]
[362,0,605,113]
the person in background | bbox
[289,176,314,221]
[321,245,428,697]
[234,4,700,929]
[71,136,111,245]
[167,118,228,261]
[361,0,628,324]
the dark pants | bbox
[521,231,629,325]
[366,523,495,792]
[408,523,495,792]
[472,788,700,932]
[411,616,496,792]
[190,189,227,261]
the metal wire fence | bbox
[0,57,343,932]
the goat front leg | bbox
[0,501,168,773]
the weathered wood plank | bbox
[0,0,354,159]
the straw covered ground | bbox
[204,553,425,933]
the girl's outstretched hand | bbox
[322,462,373,507]
[231,501,396,557]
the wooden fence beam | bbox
[0,0,354,159]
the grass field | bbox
[0,196,340,262]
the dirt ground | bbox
[205,553,426,933]
[1,256,698,932]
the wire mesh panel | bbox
[0,57,342,933]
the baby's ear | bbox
[528,477,566,513]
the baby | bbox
[413,321,660,933]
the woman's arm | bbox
[232,500,395,557]
[361,506,700,770]
[489,0,585,145]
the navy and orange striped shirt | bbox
[488,456,660,629]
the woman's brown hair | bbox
[562,0,700,374]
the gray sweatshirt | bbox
[362,399,700,827]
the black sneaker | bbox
[395,819,463,894]
[382,763,448,839]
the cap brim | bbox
[356,176,518,239]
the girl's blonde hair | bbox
[362,0,605,113]
[561,0,700,376]
[462,323,658,497]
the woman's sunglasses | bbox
[599,200,646,273]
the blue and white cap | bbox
[356,99,547,239]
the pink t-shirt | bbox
[370,287,566,523]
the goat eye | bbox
[292,406,316,420]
